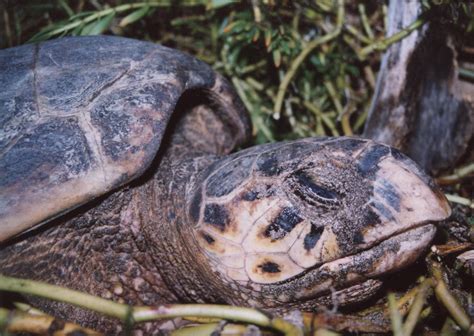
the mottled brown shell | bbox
[0,36,249,242]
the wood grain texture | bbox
[364,0,474,174]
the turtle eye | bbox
[291,170,339,206]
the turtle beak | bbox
[357,147,451,248]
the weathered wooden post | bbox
[364,0,474,174]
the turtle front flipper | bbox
[0,36,249,242]
[185,137,450,309]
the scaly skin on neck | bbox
[139,99,250,304]
[143,155,224,303]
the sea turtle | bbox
[0,36,451,334]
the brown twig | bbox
[436,163,474,185]
[402,278,434,335]
[445,194,474,209]
[430,261,472,331]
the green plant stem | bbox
[382,4,389,33]
[171,323,219,336]
[359,17,426,58]
[388,293,403,336]
[251,0,262,23]
[345,24,372,44]
[0,275,130,319]
[234,78,275,142]
[245,77,264,91]
[137,305,303,335]
[133,305,270,325]
[0,274,302,336]
[445,194,474,209]
[420,307,431,320]
[459,67,474,81]
[171,322,249,336]
[13,302,45,316]
[402,279,433,335]
[440,317,459,336]
[323,81,343,115]
[273,0,344,119]
[358,4,374,39]
[314,329,341,336]
[303,101,340,136]
[437,163,474,185]
[364,65,376,89]
[323,80,353,135]
[239,60,267,75]
[353,108,368,132]
[3,9,12,47]
[231,77,254,116]
[430,262,472,331]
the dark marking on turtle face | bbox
[258,261,281,273]
[362,208,382,227]
[353,230,365,245]
[206,156,254,197]
[189,187,202,224]
[292,170,339,205]
[93,270,103,282]
[390,147,406,161]
[304,225,324,250]
[330,138,367,153]
[167,211,176,221]
[357,145,390,177]
[200,231,215,245]
[48,319,66,333]
[264,207,303,241]
[375,180,400,211]
[241,190,259,201]
[240,184,274,201]
[204,203,230,231]
[370,201,395,222]
[66,331,87,336]
[256,153,280,176]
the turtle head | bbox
[189,137,450,307]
